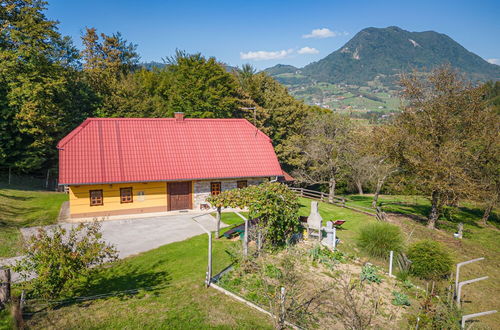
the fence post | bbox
[0,267,11,309]
[389,251,395,277]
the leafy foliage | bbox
[407,240,453,280]
[207,182,300,246]
[392,291,411,306]
[357,222,404,258]
[0,0,95,172]
[14,221,118,299]
[360,264,382,284]
[389,66,497,228]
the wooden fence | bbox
[289,187,376,216]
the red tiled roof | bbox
[281,170,295,182]
[58,118,284,185]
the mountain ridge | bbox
[265,26,500,85]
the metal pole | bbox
[457,276,488,307]
[235,212,249,257]
[389,251,393,276]
[461,310,497,329]
[455,258,484,299]
[207,231,212,287]
[191,213,214,287]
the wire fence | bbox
[289,187,376,216]
[0,169,60,191]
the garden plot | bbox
[217,240,412,329]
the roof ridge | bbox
[57,119,92,149]
[85,117,249,121]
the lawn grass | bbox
[0,186,67,258]
[24,234,273,329]
[298,197,376,255]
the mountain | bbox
[267,26,500,86]
[264,64,299,76]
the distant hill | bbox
[266,26,500,86]
[264,64,299,76]
[140,61,167,70]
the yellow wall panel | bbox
[69,182,167,216]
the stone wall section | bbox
[193,177,266,209]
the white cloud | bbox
[297,46,319,54]
[302,28,348,39]
[240,49,293,61]
[487,58,500,65]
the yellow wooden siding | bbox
[69,182,167,215]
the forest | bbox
[1,0,499,229]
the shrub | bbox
[357,222,404,258]
[392,291,411,306]
[360,264,382,283]
[407,240,453,280]
[207,182,300,247]
[14,221,118,299]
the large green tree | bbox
[392,66,490,229]
[0,0,94,172]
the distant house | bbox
[58,113,286,219]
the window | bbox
[211,182,221,195]
[137,191,145,202]
[120,187,133,203]
[90,190,103,206]
[237,180,247,189]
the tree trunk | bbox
[371,176,386,208]
[427,190,441,229]
[481,202,494,225]
[328,177,336,203]
[355,180,363,195]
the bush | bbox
[360,264,382,283]
[407,240,453,280]
[207,182,300,247]
[14,221,118,299]
[357,222,404,258]
[392,291,411,306]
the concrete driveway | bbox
[20,213,223,258]
[1,213,226,281]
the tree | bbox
[290,111,352,201]
[392,66,488,229]
[0,0,95,172]
[366,126,398,208]
[14,222,117,299]
[161,50,248,118]
[207,182,300,247]
[233,70,320,167]
[470,84,500,225]
[80,27,140,117]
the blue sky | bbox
[46,0,500,70]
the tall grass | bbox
[357,222,404,258]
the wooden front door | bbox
[168,182,192,211]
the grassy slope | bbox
[26,235,272,329]
[300,195,499,328]
[0,186,67,258]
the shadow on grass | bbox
[78,263,172,298]
[0,191,34,201]
[23,264,172,319]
